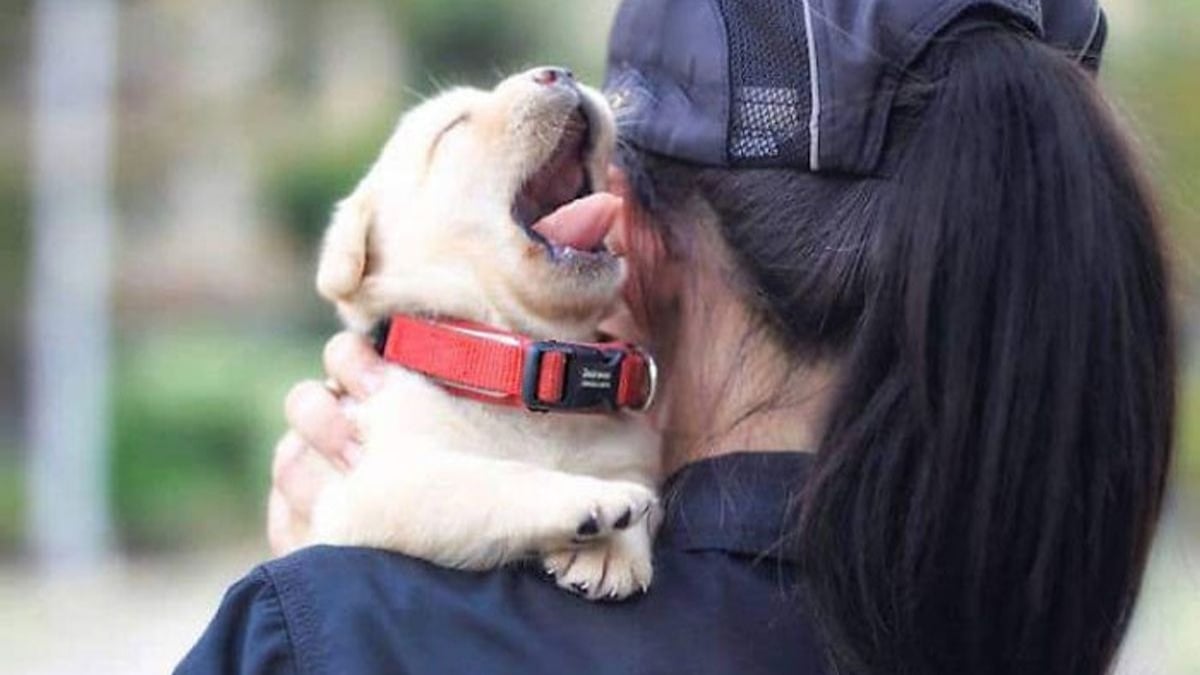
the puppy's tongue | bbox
[531,193,623,252]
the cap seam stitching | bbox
[711,0,735,165]
[1075,3,1103,63]
[800,0,822,171]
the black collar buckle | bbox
[522,340,625,413]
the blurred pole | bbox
[27,0,118,569]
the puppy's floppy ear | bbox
[316,179,375,302]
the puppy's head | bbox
[317,67,620,339]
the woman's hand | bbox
[267,332,386,555]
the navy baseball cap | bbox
[604,0,1107,175]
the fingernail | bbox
[343,442,365,467]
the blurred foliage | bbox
[1104,3,1200,287]
[266,0,611,250]
[1182,372,1200,491]
[0,162,27,292]
[1099,2,1200,510]
[0,157,28,413]
[0,158,28,556]
[109,328,320,550]
[393,0,611,86]
[265,116,394,250]
[0,448,22,553]
[400,0,544,84]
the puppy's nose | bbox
[532,67,574,87]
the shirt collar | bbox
[657,451,813,563]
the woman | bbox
[180,0,1176,673]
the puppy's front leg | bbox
[310,450,657,570]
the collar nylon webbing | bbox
[375,315,656,414]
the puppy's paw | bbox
[543,528,654,601]
[555,480,656,546]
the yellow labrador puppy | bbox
[300,67,661,600]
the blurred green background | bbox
[0,0,1196,673]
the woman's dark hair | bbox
[618,25,1176,675]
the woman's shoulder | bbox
[179,452,832,673]
[179,545,540,674]
[177,545,629,674]
[178,541,828,674]
[240,545,664,672]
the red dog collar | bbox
[373,315,658,414]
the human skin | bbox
[270,171,837,555]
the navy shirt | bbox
[177,452,827,674]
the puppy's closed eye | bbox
[426,113,471,166]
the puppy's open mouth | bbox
[511,107,613,264]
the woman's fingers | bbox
[271,431,332,514]
[322,332,387,401]
[269,330,387,550]
[284,380,362,470]
[268,433,321,556]
[269,431,347,555]
[267,487,302,556]
[271,429,308,483]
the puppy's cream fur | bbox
[292,70,661,600]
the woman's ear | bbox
[604,165,680,339]
[608,166,670,268]
[316,179,375,302]
[605,166,652,259]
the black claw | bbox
[613,507,632,530]
[570,581,589,595]
[576,514,601,537]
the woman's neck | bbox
[651,292,837,476]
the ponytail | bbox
[795,30,1176,674]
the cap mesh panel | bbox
[718,0,812,165]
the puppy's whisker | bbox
[402,85,432,104]
[426,72,449,94]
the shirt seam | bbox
[262,558,326,675]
